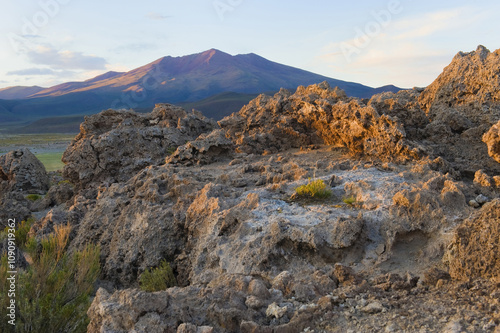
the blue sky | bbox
[0,0,499,89]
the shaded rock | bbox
[368,89,429,138]
[69,166,194,287]
[422,267,451,286]
[0,192,32,228]
[62,105,216,189]
[167,129,234,165]
[0,148,49,194]
[483,120,500,164]
[29,208,69,239]
[31,182,74,211]
[87,287,169,333]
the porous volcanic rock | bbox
[483,120,500,164]
[166,129,234,165]
[447,199,500,282]
[62,104,217,189]
[419,45,500,126]
[219,83,420,162]
[0,148,49,194]
[34,46,500,332]
[0,148,49,228]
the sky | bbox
[0,0,499,89]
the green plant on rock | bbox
[139,260,177,292]
[0,223,100,333]
[342,195,357,206]
[25,194,42,202]
[294,178,332,199]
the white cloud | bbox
[7,67,55,76]
[146,12,171,21]
[317,6,487,87]
[26,44,107,70]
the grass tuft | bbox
[26,194,42,202]
[294,178,332,199]
[342,195,357,206]
[139,260,177,292]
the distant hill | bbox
[0,86,44,99]
[0,49,402,126]
[178,91,261,120]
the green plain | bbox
[36,152,65,172]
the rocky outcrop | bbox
[62,104,217,189]
[419,45,500,126]
[166,129,234,165]
[23,46,500,332]
[219,83,420,162]
[0,148,49,194]
[0,149,49,228]
[483,120,500,163]
[447,199,500,281]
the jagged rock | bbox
[31,182,74,211]
[29,208,69,239]
[63,47,500,332]
[447,199,500,281]
[167,129,234,165]
[62,105,217,189]
[69,166,194,286]
[219,82,420,161]
[0,148,49,194]
[265,303,287,319]
[419,45,500,126]
[368,89,429,138]
[0,193,32,228]
[483,120,500,163]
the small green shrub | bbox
[15,217,34,249]
[295,179,332,199]
[0,224,100,333]
[26,194,42,202]
[57,180,72,186]
[139,260,177,292]
[342,195,357,206]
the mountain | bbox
[0,86,44,99]
[0,49,401,124]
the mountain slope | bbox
[0,49,401,123]
[0,86,44,99]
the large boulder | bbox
[0,148,49,195]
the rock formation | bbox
[62,104,217,189]
[0,148,49,228]
[0,148,49,194]
[3,46,500,332]
[219,84,420,162]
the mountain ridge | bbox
[0,49,401,125]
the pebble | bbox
[468,200,480,208]
[476,194,489,205]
